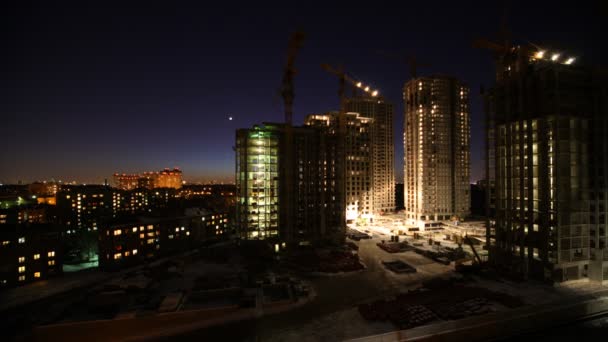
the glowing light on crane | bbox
[565,57,575,65]
[371,90,378,97]
[364,86,370,92]
[534,50,545,59]
[551,53,560,61]
[356,82,362,88]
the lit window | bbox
[114,253,122,260]
[19,275,25,281]
[18,257,25,263]
[34,254,40,260]
[48,251,55,257]
[132,249,138,255]
[175,227,179,232]
[147,225,153,230]
[168,234,174,239]
[147,239,154,244]
[139,233,145,239]
[113,229,122,236]
[18,266,25,273]
[34,272,40,278]
[2,241,9,246]
[48,260,55,266]
[181,227,185,231]
[132,227,137,232]
[18,237,25,244]
[124,251,130,257]
[186,231,190,236]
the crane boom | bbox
[376,50,430,79]
[321,63,380,97]
[281,31,305,125]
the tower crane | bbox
[279,31,305,245]
[280,31,305,125]
[376,50,430,79]
[320,64,380,98]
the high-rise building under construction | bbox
[305,112,373,222]
[403,76,471,229]
[235,122,344,247]
[484,45,608,283]
[344,97,395,215]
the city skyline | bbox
[2,2,605,184]
[2,3,608,340]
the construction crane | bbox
[280,31,305,244]
[472,3,515,55]
[376,50,430,79]
[320,64,380,98]
[280,31,305,125]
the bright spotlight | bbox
[535,50,545,59]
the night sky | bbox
[1,1,605,184]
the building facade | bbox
[345,97,395,214]
[56,185,113,232]
[485,45,608,282]
[403,76,471,229]
[113,168,183,190]
[305,112,373,222]
[0,224,63,288]
[235,123,344,247]
[98,210,229,270]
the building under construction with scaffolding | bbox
[484,43,608,283]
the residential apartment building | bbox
[345,97,395,213]
[98,210,229,270]
[305,112,373,222]
[113,168,183,190]
[403,76,471,229]
[0,224,62,288]
[235,122,344,247]
[484,45,608,282]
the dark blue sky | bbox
[1,1,605,184]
